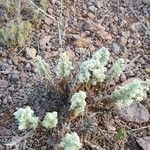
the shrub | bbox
[92,47,110,66]
[14,106,39,130]
[0,0,48,47]
[144,0,150,5]
[107,58,126,80]
[78,47,126,86]
[78,47,109,85]
[56,52,73,80]
[116,128,127,142]
[60,132,82,150]
[112,79,150,107]
[42,111,58,129]
[69,91,86,117]
[35,55,51,81]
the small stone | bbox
[111,42,120,54]
[82,21,90,31]
[107,125,116,132]
[88,12,95,19]
[0,127,11,136]
[44,17,52,25]
[26,63,32,72]
[131,22,142,31]
[25,47,37,59]
[88,5,96,12]
[121,31,130,46]
[96,1,103,8]
[66,49,75,59]
[0,79,9,88]
[8,71,20,83]
[40,35,51,49]
[136,136,150,150]
[97,30,112,41]
[0,62,12,74]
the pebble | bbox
[0,79,9,88]
[25,47,37,59]
[111,42,120,54]
[44,17,52,25]
[8,71,20,83]
[121,31,130,46]
[26,63,32,72]
[0,62,12,74]
[131,22,141,31]
[88,5,97,12]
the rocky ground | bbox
[0,0,150,150]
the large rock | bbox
[118,102,149,123]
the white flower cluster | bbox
[60,132,82,150]
[56,52,73,79]
[35,56,51,80]
[42,111,58,129]
[78,47,109,85]
[14,106,39,130]
[112,79,150,107]
[69,91,86,116]
[107,58,126,79]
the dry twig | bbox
[29,0,62,46]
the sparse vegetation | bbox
[69,91,86,117]
[144,0,150,5]
[112,79,150,107]
[13,46,150,148]
[35,55,51,81]
[14,106,39,130]
[56,52,73,80]
[116,128,127,142]
[0,0,48,47]
[78,47,109,86]
[1,0,149,148]
[60,132,82,150]
[42,111,58,129]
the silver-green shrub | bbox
[35,56,51,80]
[92,47,110,66]
[107,58,126,79]
[144,0,150,5]
[14,106,39,130]
[42,111,58,129]
[56,52,73,79]
[69,91,86,116]
[112,79,150,107]
[60,132,82,150]
[78,47,109,85]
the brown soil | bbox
[0,0,150,150]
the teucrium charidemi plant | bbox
[69,91,86,116]
[107,58,126,79]
[60,132,82,150]
[42,111,58,129]
[92,47,110,66]
[144,0,150,5]
[78,47,127,86]
[78,47,109,85]
[14,106,39,130]
[112,79,150,107]
[35,56,51,80]
[56,52,73,79]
